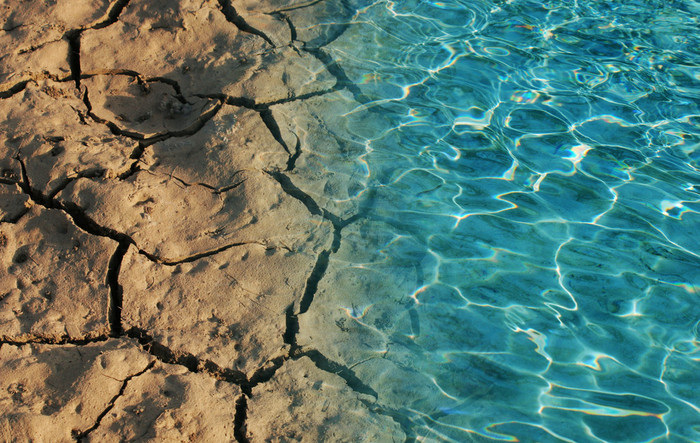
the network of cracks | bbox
[0,0,407,441]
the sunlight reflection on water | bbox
[299,0,700,441]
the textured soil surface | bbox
[0,1,405,441]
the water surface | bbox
[298,1,700,441]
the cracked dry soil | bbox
[0,0,406,441]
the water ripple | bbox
[300,0,700,441]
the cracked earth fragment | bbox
[80,361,242,442]
[222,46,337,103]
[270,90,378,219]
[296,219,444,412]
[0,1,108,85]
[1,0,409,439]
[120,232,328,375]
[0,80,135,193]
[145,105,290,187]
[247,356,405,442]
[82,74,215,139]
[58,168,331,260]
[0,340,151,441]
[0,206,115,340]
[80,0,267,96]
[0,182,30,223]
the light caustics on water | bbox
[303,0,700,441]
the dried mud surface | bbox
[0,1,406,441]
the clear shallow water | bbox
[303,1,700,441]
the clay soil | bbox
[0,1,405,441]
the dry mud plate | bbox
[0,0,405,441]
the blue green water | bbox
[300,1,700,441]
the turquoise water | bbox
[299,1,700,441]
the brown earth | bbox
[0,0,406,441]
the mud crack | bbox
[303,47,369,105]
[234,394,250,443]
[0,79,31,99]
[198,89,337,172]
[267,169,362,353]
[107,242,130,337]
[63,0,132,87]
[81,87,223,148]
[14,157,261,267]
[91,0,132,30]
[296,349,377,398]
[125,327,248,385]
[0,335,109,346]
[72,359,155,442]
[138,240,277,266]
[217,0,275,46]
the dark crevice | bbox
[217,0,275,47]
[72,360,155,442]
[285,133,301,171]
[296,349,378,399]
[248,355,287,390]
[160,170,246,194]
[217,179,246,194]
[265,170,322,217]
[258,108,290,155]
[16,156,134,245]
[340,212,363,229]
[2,24,23,32]
[299,250,331,314]
[0,79,30,99]
[79,70,186,102]
[16,154,31,192]
[261,87,338,107]
[234,395,250,443]
[146,76,185,99]
[81,87,143,139]
[265,169,357,232]
[138,241,271,266]
[161,175,246,195]
[214,94,257,109]
[117,160,141,180]
[125,327,248,383]
[270,0,324,13]
[330,223,343,253]
[304,47,369,105]
[134,99,223,147]
[0,335,109,346]
[47,168,106,199]
[92,0,132,30]
[107,242,130,337]
[65,30,82,88]
[283,304,299,348]
[128,143,146,161]
[82,87,223,147]
[272,12,297,42]
[0,177,19,186]
[200,87,337,110]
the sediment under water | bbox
[297,1,700,441]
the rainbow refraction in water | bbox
[295,0,700,441]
